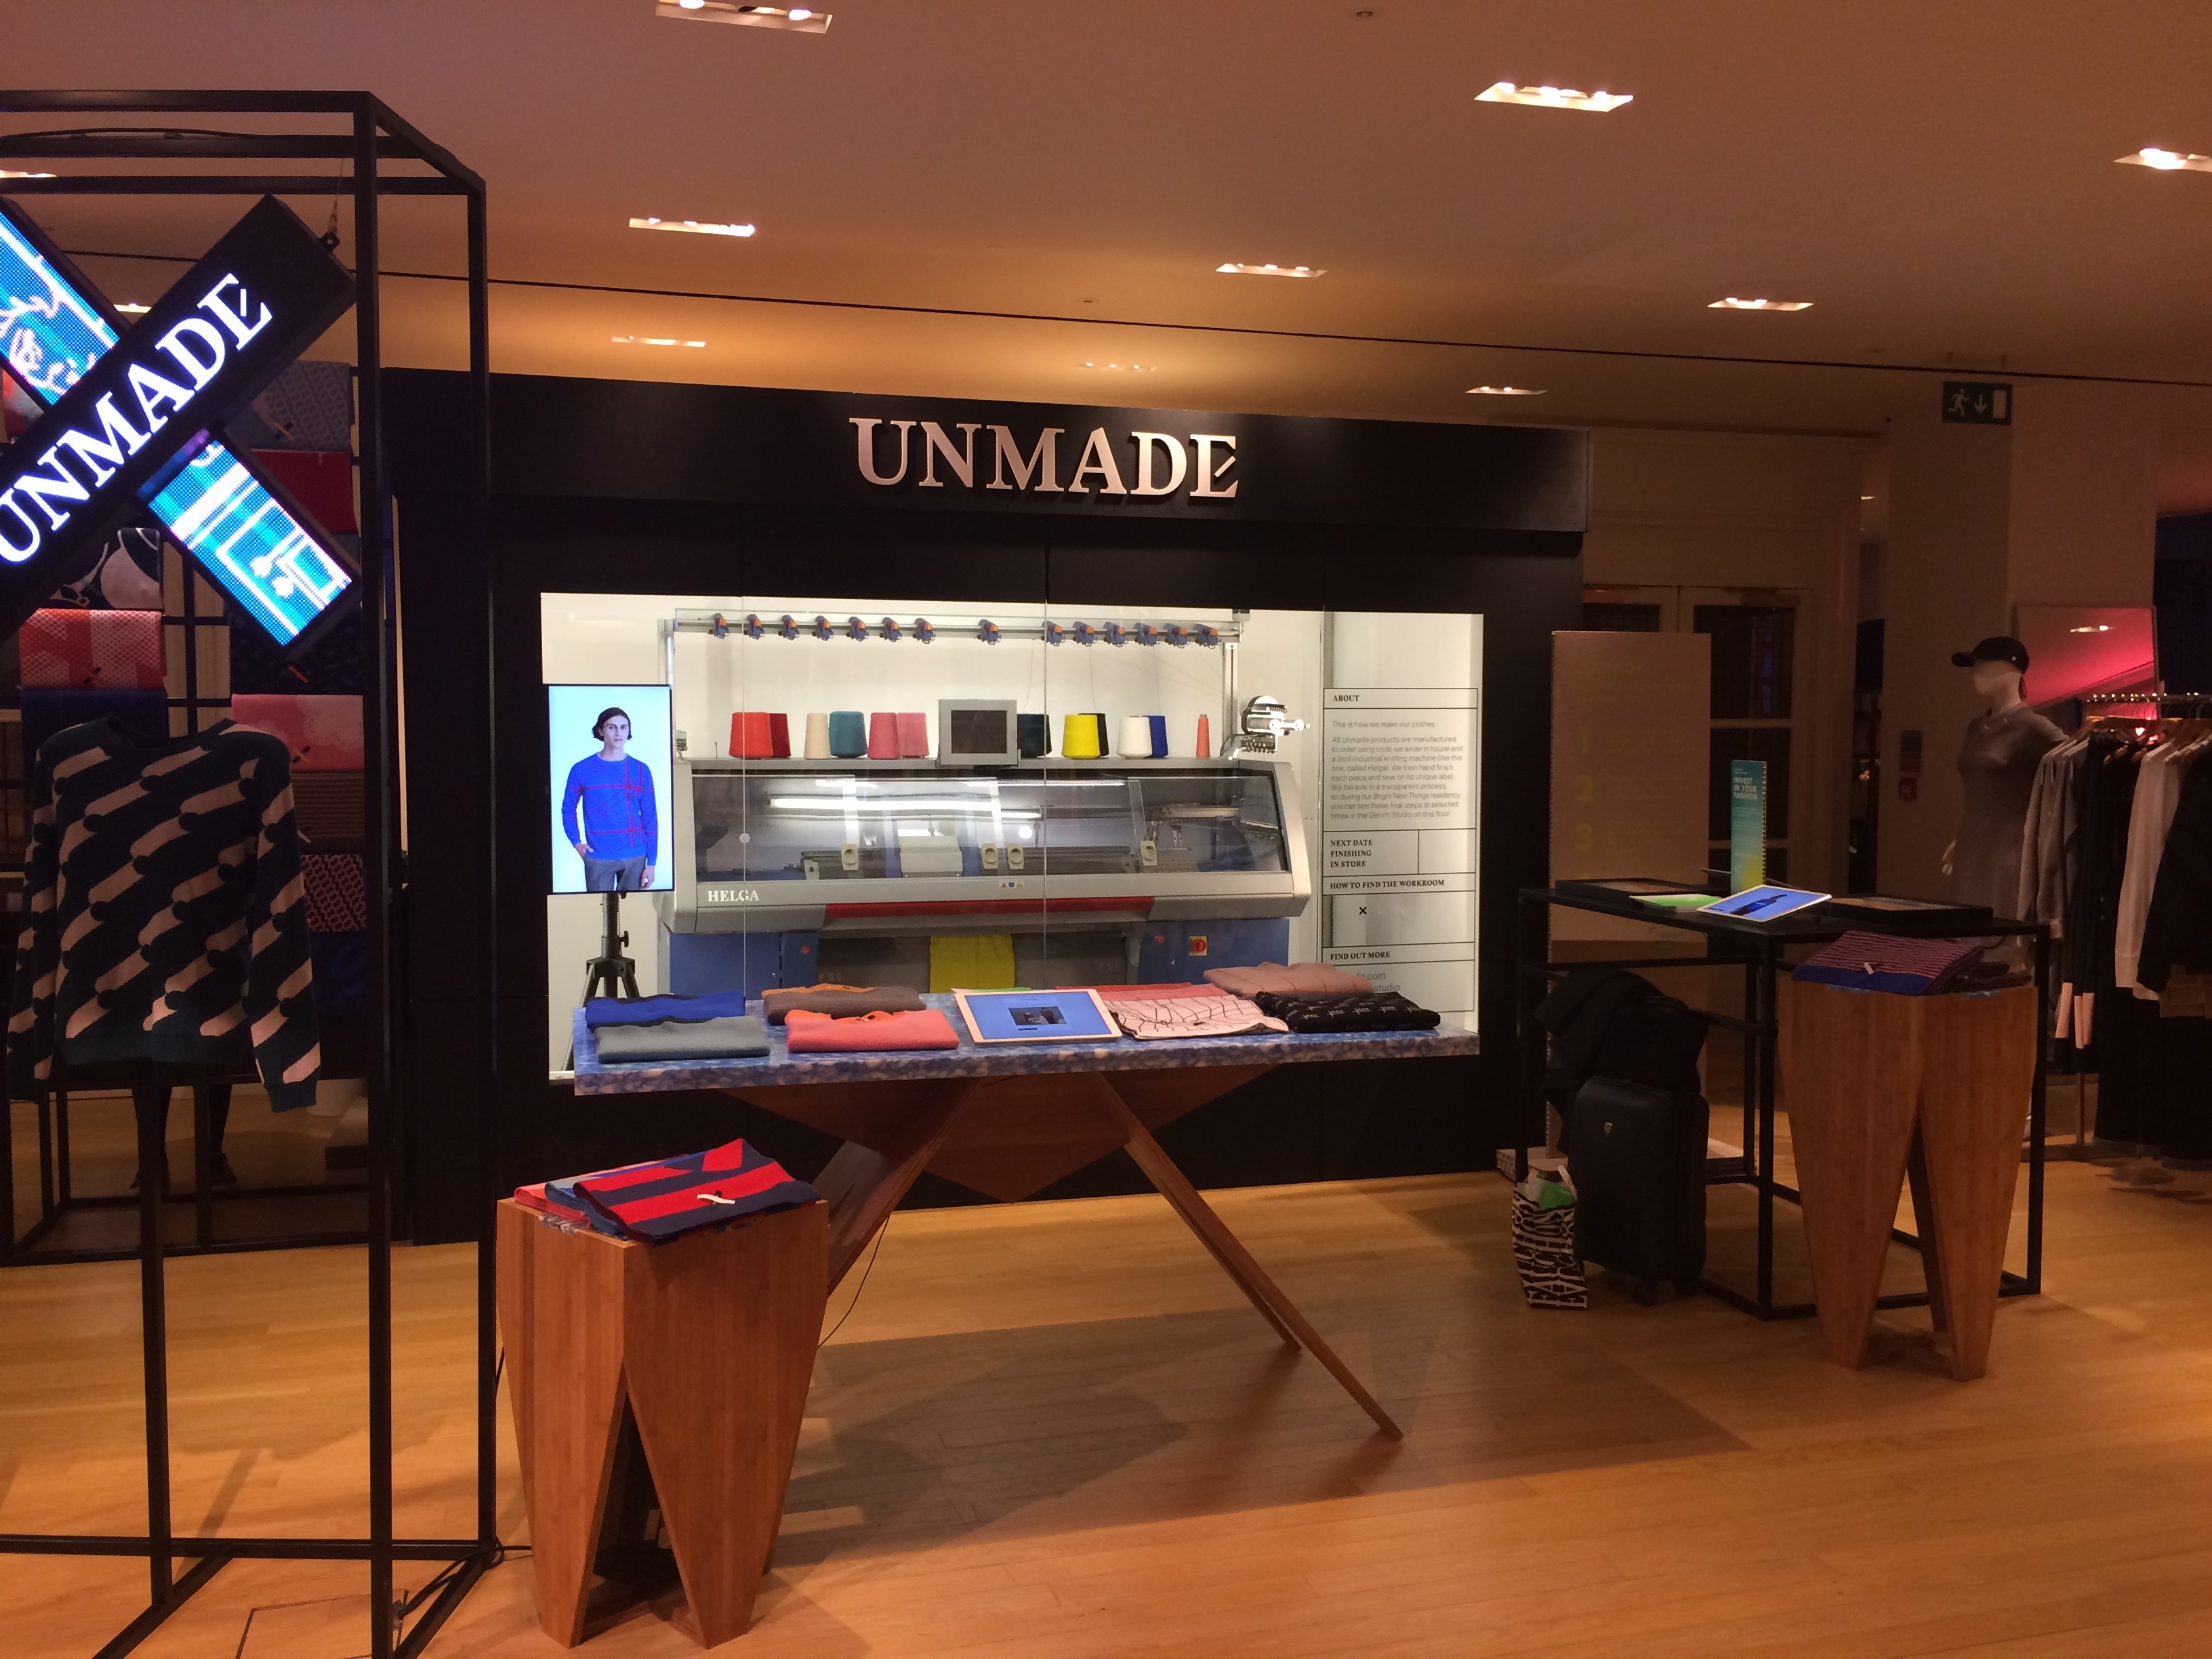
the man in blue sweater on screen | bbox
[562,707,658,891]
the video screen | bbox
[548,683,674,895]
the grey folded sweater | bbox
[594,1015,771,1062]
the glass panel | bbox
[1696,604,1795,719]
[692,764,1288,883]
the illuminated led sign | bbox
[0,194,356,647]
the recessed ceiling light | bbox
[2118,147,2212,173]
[1475,81,1632,112]
[1709,297,1813,311]
[115,302,150,314]
[655,1,830,30]
[0,169,56,180]
[1860,493,1875,501]
[630,216,756,239]
[1467,384,1544,396]
[1216,262,1324,277]
[613,335,707,348]
[1080,361,1155,371]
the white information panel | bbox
[1322,613,1481,1032]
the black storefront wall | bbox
[388,371,1587,1244]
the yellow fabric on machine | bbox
[929,934,1017,993]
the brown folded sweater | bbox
[761,984,927,1025]
[1203,962,1373,997]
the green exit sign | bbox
[1942,381,2011,424]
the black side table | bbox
[1516,888,2050,1319]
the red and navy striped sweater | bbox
[7,718,322,1109]
[521,1139,816,1243]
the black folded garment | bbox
[1252,990,1441,1032]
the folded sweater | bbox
[1204,962,1373,997]
[762,983,926,1025]
[784,1007,960,1052]
[586,989,752,1028]
[594,1015,771,1061]
[1109,994,1288,1041]
[1251,991,1439,1032]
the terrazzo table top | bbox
[569,993,1479,1094]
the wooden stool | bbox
[495,1198,827,1647]
[1778,981,2035,1379]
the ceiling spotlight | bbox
[613,335,708,347]
[1709,297,1813,311]
[1080,361,1155,371]
[1475,81,1632,112]
[1860,493,1875,501]
[0,169,56,180]
[655,1,831,29]
[115,302,150,314]
[1467,384,1544,396]
[630,216,756,238]
[1216,262,1324,277]
[2119,146,2212,173]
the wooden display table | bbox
[1777,980,2037,1378]
[495,1197,827,1647]
[571,996,1483,1439]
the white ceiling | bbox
[14,0,2212,506]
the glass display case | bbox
[670,756,1309,933]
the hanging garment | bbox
[302,853,369,933]
[232,695,366,772]
[2061,735,2137,1042]
[253,450,358,532]
[2116,742,2205,994]
[7,718,321,1109]
[2016,734,2089,930]
[18,607,166,690]
[2137,748,2212,994]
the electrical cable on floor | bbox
[819,1216,890,1347]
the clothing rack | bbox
[2079,691,2212,712]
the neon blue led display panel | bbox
[150,444,355,643]
[0,210,116,400]
[0,195,355,648]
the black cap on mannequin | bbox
[1950,636,2029,673]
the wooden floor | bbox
[5,1151,2212,1657]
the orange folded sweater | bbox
[783,1007,960,1052]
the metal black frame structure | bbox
[1517,886,2049,1321]
[0,93,493,1659]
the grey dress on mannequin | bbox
[1951,702,2064,915]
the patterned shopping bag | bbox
[1511,1181,1588,1310]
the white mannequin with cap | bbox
[1941,635,2062,913]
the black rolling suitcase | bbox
[1568,1077,1709,1305]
